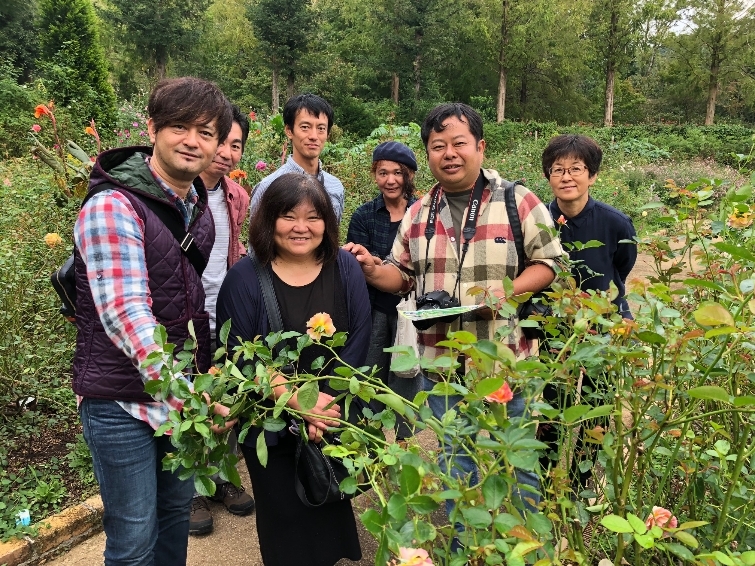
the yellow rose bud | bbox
[44,233,63,247]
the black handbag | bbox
[504,180,553,341]
[249,253,368,508]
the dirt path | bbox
[45,429,444,566]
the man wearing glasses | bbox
[542,134,637,319]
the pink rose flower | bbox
[398,547,433,566]
[556,215,567,226]
[31,124,42,132]
[645,506,678,532]
[255,160,267,171]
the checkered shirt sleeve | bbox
[74,190,188,429]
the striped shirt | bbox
[73,157,196,429]
[387,168,564,367]
[203,182,231,337]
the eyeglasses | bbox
[549,165,587,177]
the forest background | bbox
[2,0,755,149]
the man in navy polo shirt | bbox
[542,134,637,318]
[539,133,637,494]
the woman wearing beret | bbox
[346,141,420,441]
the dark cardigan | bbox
[216,249,372,444]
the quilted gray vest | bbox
[72,160,214,402]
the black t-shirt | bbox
[271,261,348,374]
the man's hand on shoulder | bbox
[342,242,381,275]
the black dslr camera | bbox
[413,290,461,330]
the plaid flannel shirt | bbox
[73,157,197,430]
[387,168,564,370]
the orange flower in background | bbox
[44,233,63,247]
[208,366,220,375]
[727,210,753,229]
[645,506,678,532]
[306,312,336,340]
[485,381,513,404]
[85,126,96,136]
[229,169,248,181]
[249,111,257,120]
[34,104,52,119]
[397,547,433,566]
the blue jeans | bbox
[81,399,195,566]
[422,375,541,526]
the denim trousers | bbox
[422,375,541,526]
[80,399,195,566]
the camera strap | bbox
[420,171,486,298]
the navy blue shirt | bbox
[549,197,637,318]
[347,193,417,313]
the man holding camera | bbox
[344,103,563,545]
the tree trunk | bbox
[496,68,507,123]
[155,49,167,81]
[413,30,423,99]
[286,71,295,100]
[272,64,280,113]
[603,4,618,127]
[705,38,721,125]
[391,72,400,105]
[604,65,615,127]
[496,0,509,123]
[413,56,421,98]
[520,66,528,105]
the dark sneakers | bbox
[210,483,256,516]
[189,496,214,536]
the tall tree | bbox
[101,0,211,81]
[38,0,116,124]
[686,0,752,124]
[247,0,314,112]
[0,0,40,82]
[589,0,640,126]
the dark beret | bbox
[372,141,417,171]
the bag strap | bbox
[503,179,526,277]
[83,182,209,276]
[248,252,284,335]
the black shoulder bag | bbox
[503,180,553,341]
[248,253,368,508]
[51,183,209,321]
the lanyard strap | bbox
[420,171,487,296]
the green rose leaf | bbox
[296,380,319,411]
[694,302,735,327]
[399,465,421,496]
[482,475,507,509]
[387,493,407,520]
[256,429,268,468]
[600,514,634,533]
[688,386,731,404]
[461,506,493,528]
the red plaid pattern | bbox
[387,168,564,367]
